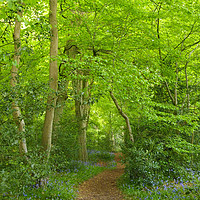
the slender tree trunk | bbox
[174,63,178,107]
[11,8,27,154]
[185,63,190,110]
[110,91,134,143]
[42,0,58,156]
[165,80,175,106]
[109,111,115,150]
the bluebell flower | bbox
[23,193,27,196]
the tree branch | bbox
[181,39,200,52]
[174,21,196,51]
[163,21,197,61]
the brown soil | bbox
[77,153,125,200]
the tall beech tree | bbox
[10,3,28,154]
[74,70,91,162]
[42,0,58,156]
[52,40,78,143]
[55,39,91,161]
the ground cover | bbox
[1,150,116,200]
[119,168,200,199]
[3,150,200,200]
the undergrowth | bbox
[1,150,116,200]
[118,141,200,200]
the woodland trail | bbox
[77,153,125,200]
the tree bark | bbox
[109,111,115,150]
[42,0,58,156]
[174,63,178,107]
[11,8,28,154]
[53,80,68,143]
[64,40,90,162]
[109,91,134,143]
[164,80,175,106]
[74,75,90,161]
[53,40,78,136]
[185,65,190,110]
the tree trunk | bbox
[109,111,115,150]
[110,91,134,143]
[74,75,90,162]
[174,63,178,107]
[11,8,27,154]
[53,40,78,137]
[185,61,190,110]
[53,80,68,143]
[63,40,90,162]
[42,0,58,156]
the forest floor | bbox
[77,153,125,200]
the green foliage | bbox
[88,149,115,163]
[52,106,79,161]
[122,136,200,188]
[119,175,200,200]
[122,145,160,187]
[0,149,51,199]
[1,158,108,199]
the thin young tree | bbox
[10,4,28,155]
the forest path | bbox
[77,153,125,200]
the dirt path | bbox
[77,153,125,200]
